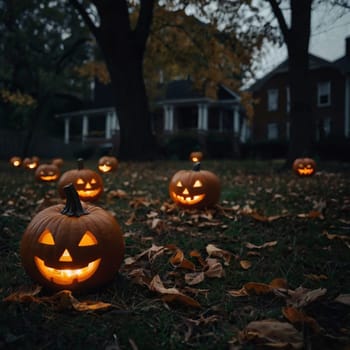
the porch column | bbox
[105,112,112,139]
[64,117,70,144]
[164,105,174,132]
[82,115,89,143]
[233,106,240,134]
[197,104,208,131]
[219,111,224,132]
[345,76,350,138]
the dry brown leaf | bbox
[239,319,303,349]
[323,230,350,241]
[250,211,287,222]
[149,275,201,308]
[287,287,327,308]
[244,282,273,295]
[227,287,249,297]
[282,306,320,333]
[125,211,137,226]
[297,210,324,219]
[304,274,328,281]
[269,278,288,289]
[185,272,205,285]
[107,189,128,199]
[245,241,278,249]
[334,294,350,305]
[3,285,42,303]
[169,249,196,271]
[240,260,252,270]
[190,250,206,266]
[204,258,225,278]
[206,244,231,265]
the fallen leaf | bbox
[239,319,303,349]
[240,260,252,270]
[204,258,225,278]
[245,241,278,249]
[282,306,320,333]
[185,272,205,285]
[206,244,231,265]
[334,294,350,306]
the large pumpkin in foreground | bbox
[169,162,221,209]
[20,184,125,292]
[58,158,104,202]
[292,157,316,177]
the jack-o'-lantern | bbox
[189,151,203,163]
[98,156,118,174]
[23,156,40,170]
[35,164,61,182]
[51,158,64,168]
[58,158,104,202]
[292,157,316,177]
[10,156,22,168]
[169,162,221,209]
[20,183,125,292]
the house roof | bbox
[157,79,240,106]
[249,54,334,92]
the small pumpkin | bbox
[98,156,118,174]
[292,157,316,177]
[20,183,125,292]
[51,158,64,168]
[169,162,221,209]
[10,156,22,168]
[58,158,104,202]
[35,163,61,182]
[189,151,203,163]
[23,156,40,170]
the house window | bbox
[267,123,278,140]
[268,89,278,111]
[317,81,331,106]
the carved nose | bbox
[59,249,73,262]
[182,188,189,195]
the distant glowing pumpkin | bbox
[189,151,203,163]
[98,156,118,173]
[23,156,40,170]
[35,164,61,182]
[20,183,125,292]
[10,156,22,168]
[292,158,316,177]
[169,162,221,209]
[58,158,104,202]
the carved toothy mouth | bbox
[40,175,58,181]
[34,257,101,285]
[173,193,205,205]
[98,165,112,172]
[77,189,101,198]
[297,168,314,175]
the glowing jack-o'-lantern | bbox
[20,183,125,292]
[98,156,118,173]
[23,156,40,170]
[292,157,316,177]
[189,151,203,163]
[35,164,61,182]
[169,162,221,209]
[58,158,104,202]
[10,156,22,168]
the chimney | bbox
[346,36,350,57]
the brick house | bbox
[249,38,350,145]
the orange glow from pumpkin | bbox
[170,179,206,205]
[98,164,112,173]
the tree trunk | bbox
[286,0,314,166]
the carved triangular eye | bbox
[78,231,98,246]
[90,178,97,184]
[193,180,202,188]
[77,178,85,184]
[38,229,55,245]
[176,181,183,187]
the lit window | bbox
[268,89,278,111]
[317,82,331,106]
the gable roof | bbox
[249,54,334,92]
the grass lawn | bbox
[0,158,349,349]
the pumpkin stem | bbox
[77,158,84,170]
[61,183,89,217]
[193,162,201,172]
